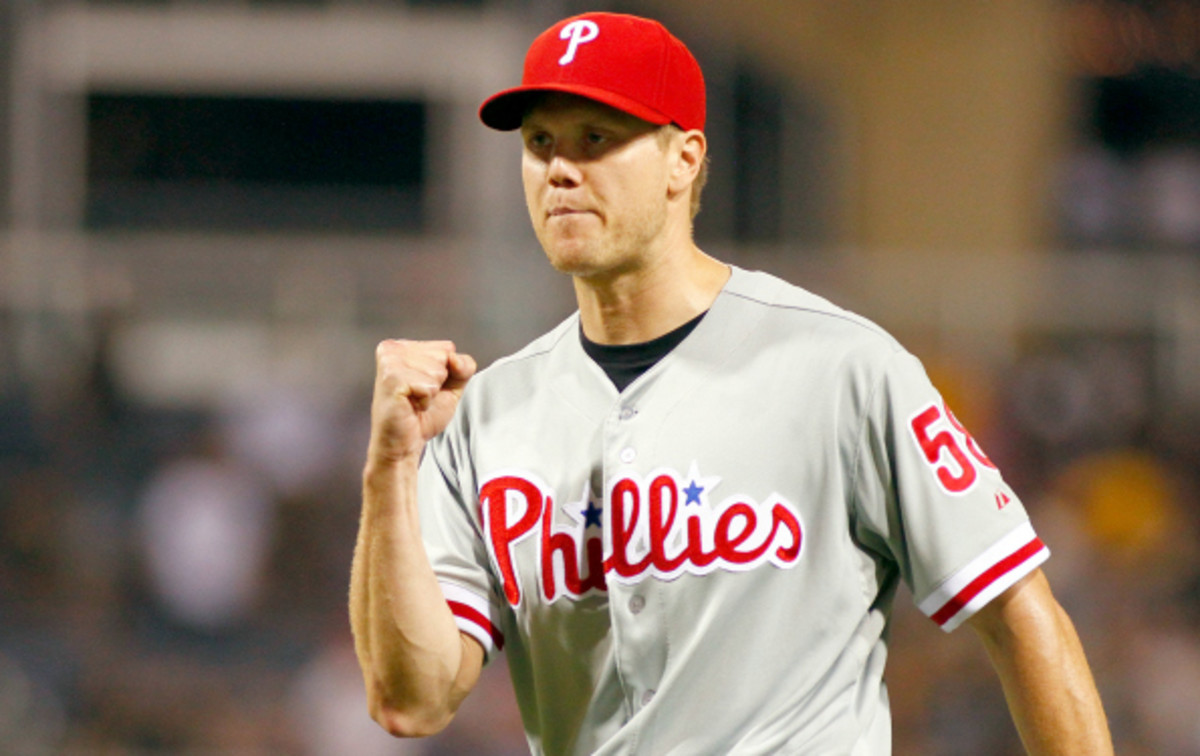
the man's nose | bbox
[547,153,582,187]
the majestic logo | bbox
[558,20,600,65]
[480,465,805,607]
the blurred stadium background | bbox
[0,0,1198,753]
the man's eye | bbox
[527,133,552,149]
[585,132,607,145]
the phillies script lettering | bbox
[480,469,804,607]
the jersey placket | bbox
[601,392,668,726]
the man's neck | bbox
[574,246,730,345]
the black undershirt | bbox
[581,311,707,392]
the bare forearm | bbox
[350,460,477,736]
[971,571,1113,755]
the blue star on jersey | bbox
[582,500,603,528]
[683,461,722,508]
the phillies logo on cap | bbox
[558,19,599,65]
[478,12,707,133]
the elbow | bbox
[373,706,453,739]
[368,685,455,739]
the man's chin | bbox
[542,244,601,276]
[539,238,640,281]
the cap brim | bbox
[479,83,673,131]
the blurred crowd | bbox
[0,323,523,756]
[1,309,1198,755]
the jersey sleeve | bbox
[418,418,508,659]
[851,349,1049,632]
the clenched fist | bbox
[367,339,477,466]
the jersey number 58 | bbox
[908,401,997,495]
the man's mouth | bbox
[548,207,589,217]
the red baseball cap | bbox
[479,13,706,132]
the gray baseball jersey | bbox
[418,266,1048,755]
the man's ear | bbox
[668,129,706,197]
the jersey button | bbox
[619,447,636,464]
[619,407,636,421]
[641,690,655,706]
[628,595,645,614]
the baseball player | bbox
[350,12,1112,755]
